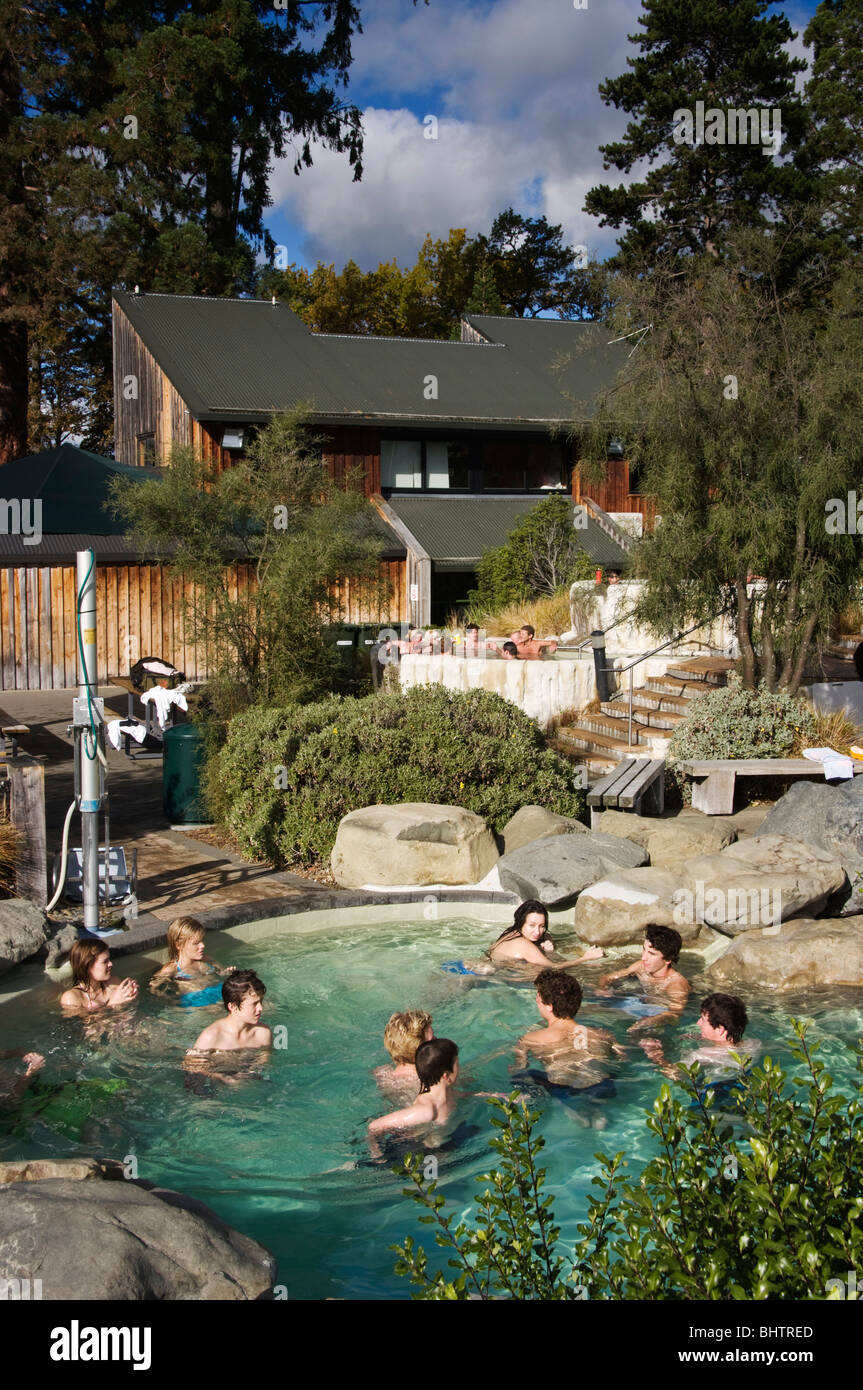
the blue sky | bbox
[263,0,820,275]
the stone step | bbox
[665,656,736,681]
[622,688,691,714]
[555,728,639,759]
[600,701,686,731]
[643,675,712,698]
[828,635,858,651]
[569,713,648,743]
[825,643,856,660]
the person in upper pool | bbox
[596,923,689,1033]
[367,1037,460,1158]
[150,916,236,995]
[373,1009,434,1099]
[59,940,138,1014]
[488,900,604,972]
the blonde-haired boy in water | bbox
[373,1009,434,1100]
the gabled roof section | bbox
[113,292,626,430]
[386,494,629,571]
[0,443,162,534]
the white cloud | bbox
[268,0,815,270]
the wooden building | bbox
[112,294,636,624]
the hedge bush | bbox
[668,681,818,762]
[665,681,820,807]
[217,685,587,866]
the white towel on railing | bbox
[140,685,188,729]
[802,747,854,781]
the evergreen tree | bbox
[584,0,811,269]
[804,0,863,253]
[462,262,507,317]
[2,1,420,460]
[481,209,577,318]
[580,235,863,692]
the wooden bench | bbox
[679,758,863,815]
[0,710,31,761]
[588,757,665,829]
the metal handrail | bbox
[603,613,734,750]
[557,610,635,654]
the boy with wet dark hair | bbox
[597,924,690,1034]
[698,992,748,1046]
[185,970,271,1085]
[640,992,757,1083]
[368,1039,460,1152]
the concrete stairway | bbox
[554,655,737,775]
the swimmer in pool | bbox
[596,924,690,1033]
[0,1048,45,1106]
[59,940,138,1014]
[373,1009,434,1100]
[150,916,236,994]
[639,992,759,1082]
[368,1038,460,1160]
[487,900,604,974]
[513,970,623,1078]
[184,970,272,1087]
[512,971,622,1128]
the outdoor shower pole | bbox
[77,549,101,932]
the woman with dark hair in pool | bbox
[59,940,138,1014]
[488,900,604,971]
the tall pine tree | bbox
[584,0,811,269]
[804,0,863,254]
[2,1,430,459]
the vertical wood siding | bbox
[0,560,405,690]
[572,457,656,526]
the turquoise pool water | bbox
[1,913,862,1300]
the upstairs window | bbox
[136,433,156,467]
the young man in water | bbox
[640,992,758,1082]
[513,970,620,1075]
[597,923,690,1034]
[185,970,271,1086]
[368,1038,459,1157]
[511,624,558,659]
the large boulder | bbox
[596,809,737,872]
[706,917,863,990]
[497,831,647,908]
[574,867,711,946]
[0,899,50,976]
[0,1161,275,1299]
[679,834,846,935]
[501,805,587,855]
[757,779,863,915]
[331,802,498,887]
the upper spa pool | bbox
[1,903,862,1300]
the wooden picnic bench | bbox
[679,758,863,815]
[588,757,665,829]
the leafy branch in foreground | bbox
[392,1023,863,1299]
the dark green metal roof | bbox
[0,443,161,534]
[386,494,629,571]
[113,292,627,430]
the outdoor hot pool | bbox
[1,903,862,1300]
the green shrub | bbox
[217,684,586,866]
[666,682,819,807]
[669,681,818,762]
[393,1023,863,1299]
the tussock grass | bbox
[0,812,19,898]
[796,702,862,757]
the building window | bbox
[426,441,471,489]
[136,433,156,467]
[381,439,422,488]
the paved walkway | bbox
[0,688,351,935]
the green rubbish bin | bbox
[163,723,206,824]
